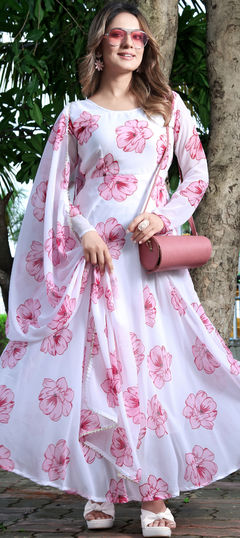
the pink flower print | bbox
[151,176,168,208]
[130,332,145,373]
[79,409,101,436]
[227,353,240,376]
[96,218,126,260]
[123,386,141,424]
[134,468,142,483]
[49,113,67,150]
[31,181,47,221]
[101,358,123,408]
[48,295,76,331]
[42,439,70,481]
[1,341,28,369]
[110,427,133,467]
[147,345,172,389]
[109,348,121,370]
[170,286,187,316]
[185,126,205,160]
[45,273,66,308]
[87,316,99,355]
[40,327,72,356]
[80,265,90,294]
[0,385,14,423]
[183,390,217,430]
[214,331,237,373]
[105,288,114,311]
[139,474,170,501]
[192,303,214,333]
[60,161,70,190]
[106,478,128,503]
[45,222,76,266]
[174,109,181,144]
[39,377,74,422]
[156,134,170,169]
[180,180,207,208]
[26,241,44,282]
[72,111,100,145]
[0,445,14,471]
[98,172,138,202]
[80,438,102,464]
[5,315,9,337]
[75,167,86,195]
[147,394,168,438]
[184,445,218,487]
[16,298,41,334]
[192,337,220,374]
[137,412,146,449]
[104,317,108,339]
[158,214,172,235]
[143,285,156,328]
[116,119,153,153]
[110,274,119,300]
[91,267,104,304]
[69,203,81,217]
[92,153,119,179]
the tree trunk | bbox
[192,0,240,342]
[135,0,178,79]
[0,194,13,313]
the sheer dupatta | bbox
[6,105,91,344]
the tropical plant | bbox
[0,313,8,354]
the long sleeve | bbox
[154,93,209,233]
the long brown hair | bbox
[78,2,173,125]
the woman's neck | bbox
[90,72,138,110]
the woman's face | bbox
[100,12,145,74]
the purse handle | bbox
[142,125,197,236]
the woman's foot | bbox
[85,501,112,522]
[141,500,176,529]
[83,500,115,529]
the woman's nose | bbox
[122,32,134,47]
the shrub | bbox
[0,314,8,355]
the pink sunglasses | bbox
[103,27,149,49]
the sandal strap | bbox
[83,500,115,518]
[141,507,175,526]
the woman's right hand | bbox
[81,231,114,275]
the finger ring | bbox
[138,219,149,232]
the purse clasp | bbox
[146,239,153,251]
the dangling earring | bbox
[95,54,104,72]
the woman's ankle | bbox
[142,499,166,513]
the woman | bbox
[1,2,240,537]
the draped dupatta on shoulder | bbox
[7,105,88,344]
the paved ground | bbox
[0,469,240,537]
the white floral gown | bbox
[1,92,240,503]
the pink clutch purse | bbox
[139,232,212,272]
[138,128,212,273]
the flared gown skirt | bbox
[1,226,240,503]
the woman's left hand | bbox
[127,212,164,244]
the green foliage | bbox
[171,6,209,135]
[5,186,27,243]
[169,4,209,195]
[0,314,8,354]
[0,0,104,187]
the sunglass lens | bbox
[108,28,125,44]
[132,31,148,47]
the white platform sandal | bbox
[83,500,115,529]
[141,507,175,537]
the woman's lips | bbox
[118,52,136,60]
